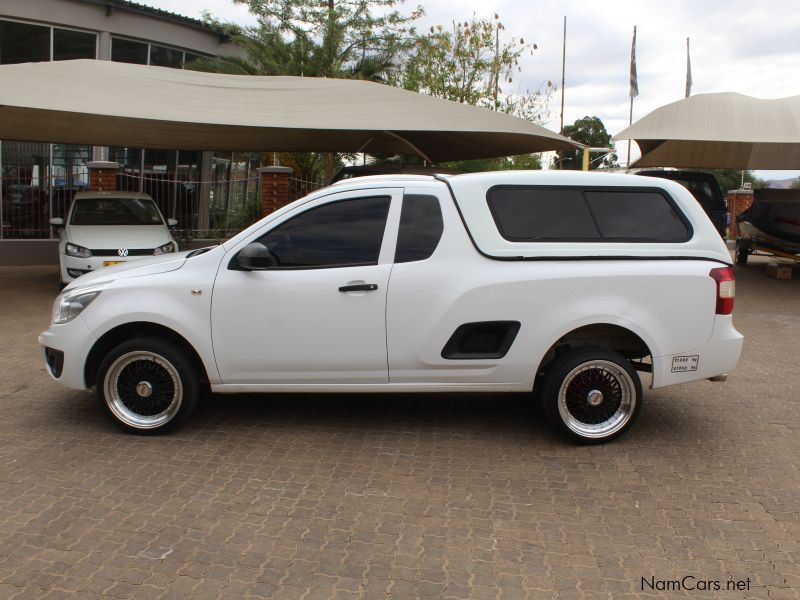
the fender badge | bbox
[191,289,203,296]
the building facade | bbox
[0,0,272,263]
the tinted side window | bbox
[488,188,600,240]
[488,187,690,242]
[584,191,690,241]
[395,195,444,263]
[258,196,390,268]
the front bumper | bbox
[652,315,744,389]
[38,317,98,390]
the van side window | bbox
[257,196,390,268]
[395,195,444,263]
[487,187,691,242]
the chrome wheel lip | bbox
[104,351,183,430]
[557,360,636,439]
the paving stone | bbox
[0,262,798,598]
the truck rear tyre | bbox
[96,338,199,434]
[541,347,642,444]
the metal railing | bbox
[118,173,261,241]
[0,168,327,241]
[0,166,89,239]
[290,175,327,202]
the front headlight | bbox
[52,283,108,324]
[65,243,92,258]
[153,242,175,255]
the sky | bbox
[145,0,800,179]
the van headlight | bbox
[153,242,176,255]
[52,283,108,324]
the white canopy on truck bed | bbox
[442,171,732,264]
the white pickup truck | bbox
[39,171,743,443]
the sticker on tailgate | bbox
[671,355,699,372]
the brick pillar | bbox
[258,166,294,217]
[86,161,120,192]
[726,189,754,239]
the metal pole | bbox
[560,16,566,132]
[626,96,634,172]
[139,149,145,193]
[171,150,179,219]
[493,23,500,111]
[559,15,566,169]
[225,152,234,232]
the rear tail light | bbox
[709,267,735,315]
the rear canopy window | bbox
[70,197,164,226]
[487,187,691,242]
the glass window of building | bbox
[0,20,50,64]
[184,52,204,67]
[53,28,96,61]
[111,38,148,64]
[150,45,183,68]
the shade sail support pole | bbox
[384,131,434,165]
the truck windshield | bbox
[70,197,164,226]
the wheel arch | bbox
[84,321,210,390]
[536,322,654,379]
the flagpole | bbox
[626,25,638,172]
[558,15,566,169]
[627,97,634,172]
[685,37,692,98]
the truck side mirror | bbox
[49,218,64,228]
[237,242,278,270]
[167,218,178,227]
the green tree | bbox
[433,153,539,173]
[558,116,616,170]
[194,1,423,179]
[689,169,762,192]
[187,19,306,75]
[385,14,550,172]
[396,15,547,115]
[231,0,423,79]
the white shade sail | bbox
[0,60,579,162]
[613,93,800,169]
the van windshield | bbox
[70,197,164,226]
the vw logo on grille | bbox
[117,248,129,257]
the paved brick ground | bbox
[0,260,798,599]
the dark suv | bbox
[638,170,727,238]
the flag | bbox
[629,26,639,98]
[685,37,693,98]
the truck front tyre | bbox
[541,347,642,444]
[96,338,199,434]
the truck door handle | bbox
[339,283,378,292]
